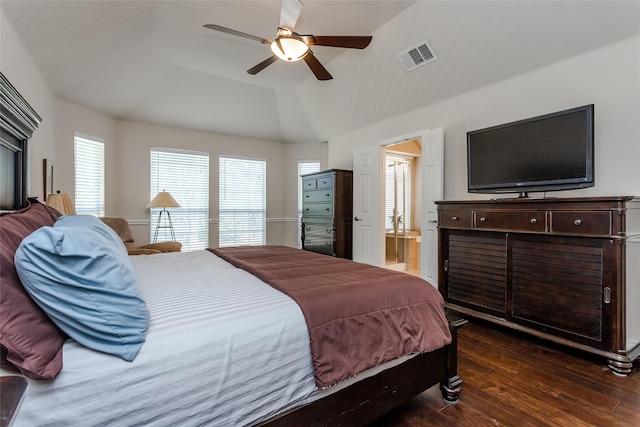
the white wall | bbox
[48,103,328,247]
[328,35,640,200]
[115,120,326,246]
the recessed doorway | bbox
[384,139,421,277]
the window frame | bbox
[74,134,105,217]
[150,148,210,251]
[218,155,266,247]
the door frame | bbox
[354,128,443,285]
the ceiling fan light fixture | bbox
[271,38,309,62]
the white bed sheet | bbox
[6,250,319,426]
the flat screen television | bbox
[467,104,594,198]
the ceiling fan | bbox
[203,0,372,80]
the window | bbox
[297,161,320,248]
[150,149,209,251]
[385,155,413,232]
[74,135,104,217]
[219,156,266,247]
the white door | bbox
[352,145,383,265]
[421,127,444,288]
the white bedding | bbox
[5,250,319,426]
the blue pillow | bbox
[14,215,149,361]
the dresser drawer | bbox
[303,236,334,255]
[303,189,334,203]
[316,175,334,189]
[302,221,334,237]
[303,178,317,190]
[550,211,612,236]
[303,203,333,217]
[439,210,473,228]
[475,210,546,232]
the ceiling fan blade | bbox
[300,35,372,49]
[303,51,333,80]
[281,0,304,30]
[247,55,279,75]
[203,24,271,44]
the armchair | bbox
[99,217,182,255]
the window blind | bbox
[385,155,412,232]
[150,149,209,251]
[297,161,320,248]
[74,135,104,217]
[219,156,266,247]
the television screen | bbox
[467,104,594,197]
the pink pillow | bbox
[0,200,66,379]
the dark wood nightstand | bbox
[1,376,28,427]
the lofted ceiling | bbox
[2,1,639,144]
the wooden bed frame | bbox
[261,315,466,426]
[1,72,465,426]
[1,72,41,213]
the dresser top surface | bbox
[437,196,637,207]
[301,169,353,178]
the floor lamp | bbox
[147,190,180,243]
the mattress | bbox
[4,250,318,426]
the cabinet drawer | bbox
[303,237,334,255]
[303,189,333,203]
[439,210,473,228]
[316,175,333,189]
[303,179,317,190]
[303,203,333,217]
[550,211,612,236]
[475,210,546,232]
[303,221,334,237]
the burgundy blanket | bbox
[210,245,452,389]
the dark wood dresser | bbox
[437,196,640,375]
[301,169,353,259]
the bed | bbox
[0,198,464,426]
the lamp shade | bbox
[147,191,180,209]
[46,192,76,215]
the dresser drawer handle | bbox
[530,218,538,224]
[574,219,583,226]
[479,217,486,222]
[452,216,459,221]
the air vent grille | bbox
[397,40,437,72]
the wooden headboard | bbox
[0,72,42,211]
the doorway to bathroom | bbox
[384,140,421,277]
[353,127,443,286]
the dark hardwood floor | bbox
[368,320,640,426]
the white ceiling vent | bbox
[397,40,437,72]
